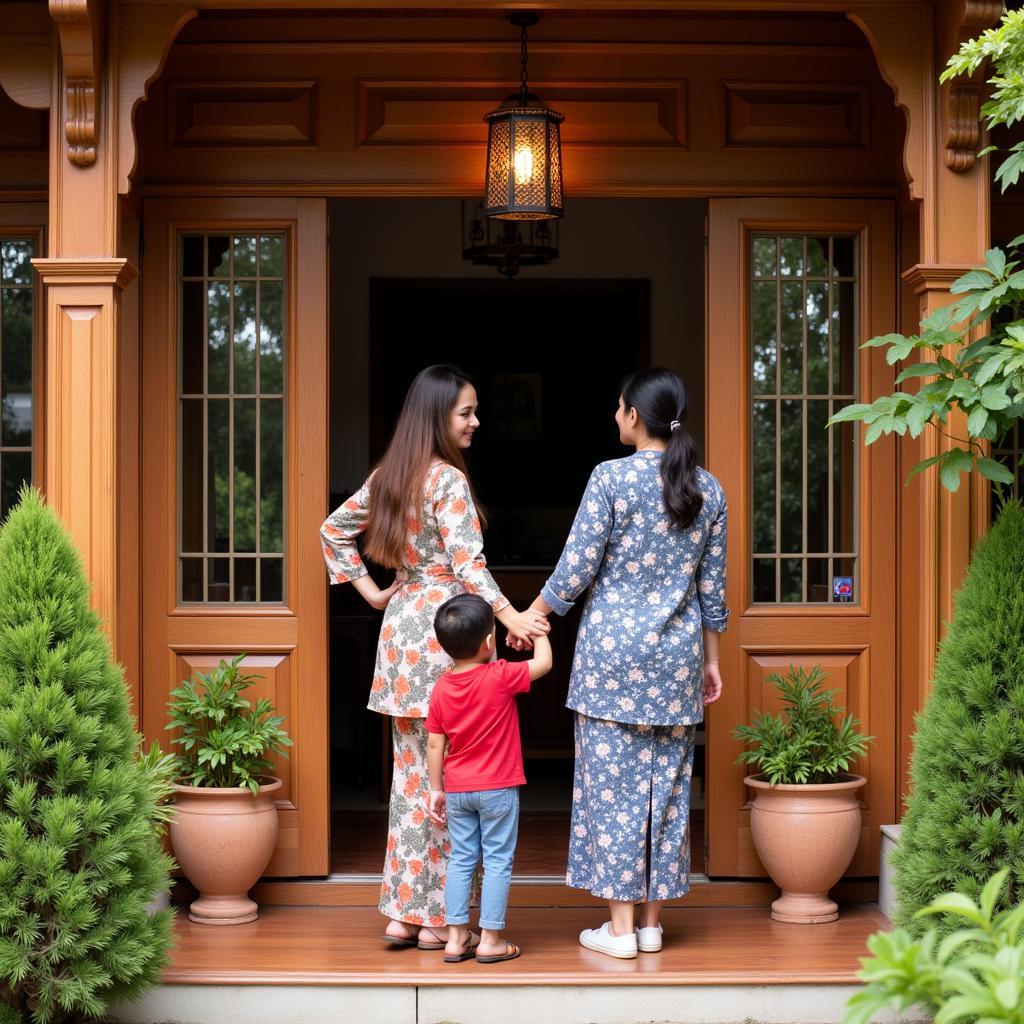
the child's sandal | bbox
[476,941,521,964]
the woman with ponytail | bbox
[321,365,548,949]
[523,367,728,959]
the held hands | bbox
[427,788,446,826]
[703,662,724,705]
[503,608,550,650]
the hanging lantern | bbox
[483,13,564,221]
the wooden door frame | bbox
[705,197,898,876]
[140,196,329,876]
[0,205,46,501]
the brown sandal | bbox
[381,923,419,948]
[443,931,481,963]
[476,941,521,964]
[417,926,450,951]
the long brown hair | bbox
[364,365,485,568]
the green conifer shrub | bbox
[0,489,174,1023]
[891,500,1024,936]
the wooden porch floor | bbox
[163,903,886,986]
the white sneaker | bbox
[579,922,638,959]
[635,923,663,952]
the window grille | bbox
[179,233,286,603]
[749,234,859,603]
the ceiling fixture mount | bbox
[483,12,565,221]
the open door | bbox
[705,198,898,877]
[141,198,329,876]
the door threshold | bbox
[320,872,713,885]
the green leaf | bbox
[861,332,909,349]
[905,454,945,485]
[938,449,974,493]
[919,892,989,927]
[896,362,942,383]
[967,406,989,437]
[951,269,996,294]
[984,248,1008,278]
[886,339,917,364]
[981,384,1012,411]
[921,305,958,332]
[827,404,875,425]
[906,400,934,439]
[977,458,1015,484]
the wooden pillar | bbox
[852,0,998,806]
[31,0,131,654]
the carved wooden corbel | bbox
[944,0,1003,172]
[49,0,103,167]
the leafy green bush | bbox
[167,654,291,795]
[844,869,1024,1024]
[829,247,1024,492]
[890,502,1024,933]
[732,664,871,785]
[0,488,173,1024]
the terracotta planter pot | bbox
[169,777,282,925]
[744,773,866,924]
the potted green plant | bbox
[732,664,872,924]
[167,654,292,925]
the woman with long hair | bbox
[521,367,728,958]
[321,365,548,949]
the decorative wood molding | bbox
[846,4,926,200]
[0,3,51,110]
[49,0,103,167]
[31,257,138,290]
[724,82,869,149]
[169,81,318,147]
[117,2,198,194]
[0,38,52,112]
[943,1,1003,172]
[358,80,687,148]
[902,262,977,294]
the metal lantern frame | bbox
[483,13,565,221]
[461,198,559,278]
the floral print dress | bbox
[540,451,728,901]
[321,462,508,924]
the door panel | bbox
[141,198,328,876]
[705,199,897,877]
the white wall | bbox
[328,197,706,495]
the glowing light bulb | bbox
[513,145,534,185]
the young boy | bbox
[425,593,552,965]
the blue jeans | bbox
[444,787,519,930]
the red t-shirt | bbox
[425,658,531,794]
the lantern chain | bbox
[520,22,529,106]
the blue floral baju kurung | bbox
[541,450,728,901]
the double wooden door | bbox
[141,198,329,876]
[704,198,898,876]
[139,194,898,882]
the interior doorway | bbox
[326,198,707,876]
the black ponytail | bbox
[621,367,703,529]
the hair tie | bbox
[670,420,681,432]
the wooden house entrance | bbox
[125,7,907,890]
